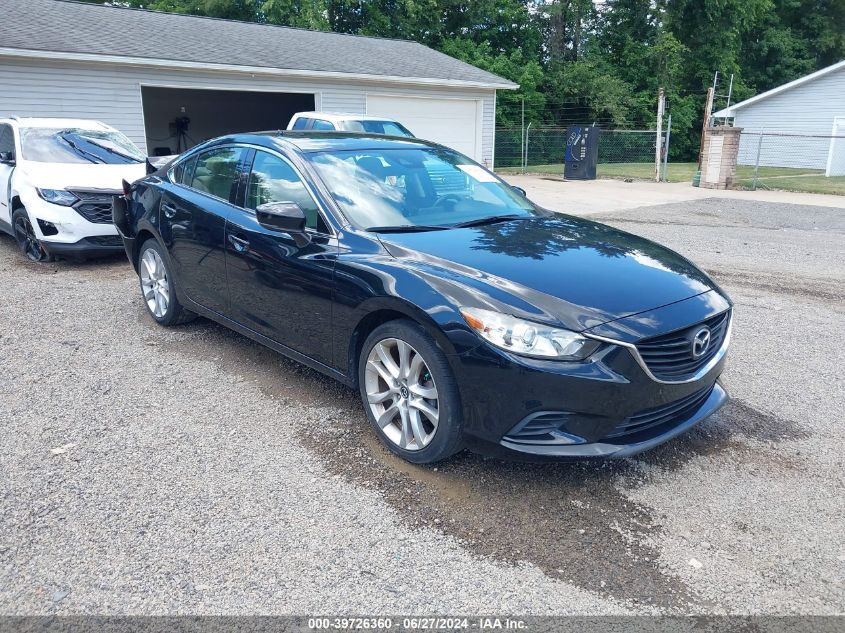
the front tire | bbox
[359,320,464,464]
[12,208,53,263]
[137,239,195,326]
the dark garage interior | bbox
[141,86,315,155]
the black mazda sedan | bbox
[113,132,731,464]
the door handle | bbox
[228,234,250,253]
[161,202,177,219]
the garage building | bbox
[0,0,516,166]
[713,60,845,176]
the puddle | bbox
[160,317,808,611]
[705,268,844,305]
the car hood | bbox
[19,160,147,191]
[377,215,719,331]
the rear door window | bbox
[292,117,310,130]
[189,147,246,203]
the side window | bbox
[311,119,335,131]
[247,150,328,233]
[292,117,310,130]
[0,125,14,156]
[189,147,245,202]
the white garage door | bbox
[366,94,481,161]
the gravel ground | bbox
[0,197,843,615]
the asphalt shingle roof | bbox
[0,0,516,89]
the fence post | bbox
[752,130,764,190]
[698,87,715,168]
[655,87,665,182]
[523,122,532,173]
[662,114,672,182]
[520,99,525,174]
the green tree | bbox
[262,0,329,29]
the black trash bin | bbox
[564,125,600,180]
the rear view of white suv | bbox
[0,117,146,262]
[287,112,414,137]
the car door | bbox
[0,124,15,229]
[157,145,248,315]
[225,148,337,366]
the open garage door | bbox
[141,87,315,156]
[366,95,481,162]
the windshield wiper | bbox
[451,214,530,229]
[80,138,142,163]
[367,224,450,233]
[59,134,105,164]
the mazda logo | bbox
[691,327,712,358]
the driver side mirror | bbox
[511,185,527,197]
[0,151,15,166]
[256,201,311,246]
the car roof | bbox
[1,117,113,130]
[243,131,444,154]
[291,112,403,123]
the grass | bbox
[496,162,845,196]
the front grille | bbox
[86,235,122,247]
[69,190,120,224]
[635,310,730,381]
[604,385,714,439]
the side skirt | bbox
[183,296,353,388]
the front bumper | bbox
[449,308,731,460]
[22,193,120,244]
[41,235,124,259]
[496,382,728,459]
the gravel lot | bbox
[0,197,843,615]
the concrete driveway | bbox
[503,174,845,216]
[1,187,843,616]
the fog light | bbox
[37,219,59,236]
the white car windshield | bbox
[309,147,535,230]
[340,120,414,138]
[20,127,145,164]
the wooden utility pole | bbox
[697,87,715,168]
[655,87,665,182]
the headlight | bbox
[37,188,78,206]
[460,307,600,360]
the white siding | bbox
[0,56,497,165]
[733,65,845,169]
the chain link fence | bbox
[495,126,669,181]
[734,130,845,195]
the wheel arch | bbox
[132,228,159,273]
[347,298,461,388]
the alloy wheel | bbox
[139,248,170,318]
[365,337,440,451]
[13,215,49,262]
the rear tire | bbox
[137,238,195,326]
[12,208,53,263]
[359,319,464,464]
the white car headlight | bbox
[37,188,78,207]
[460,307,600,360]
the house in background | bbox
[713,60,845,176]
[0,0,516,166]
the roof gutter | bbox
[0,47,519,90]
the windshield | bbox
[308,148,536,230]
[20,127,145,164]
[340,120,414,138]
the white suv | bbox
[287,112,414,137]
[0,117,146,262]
